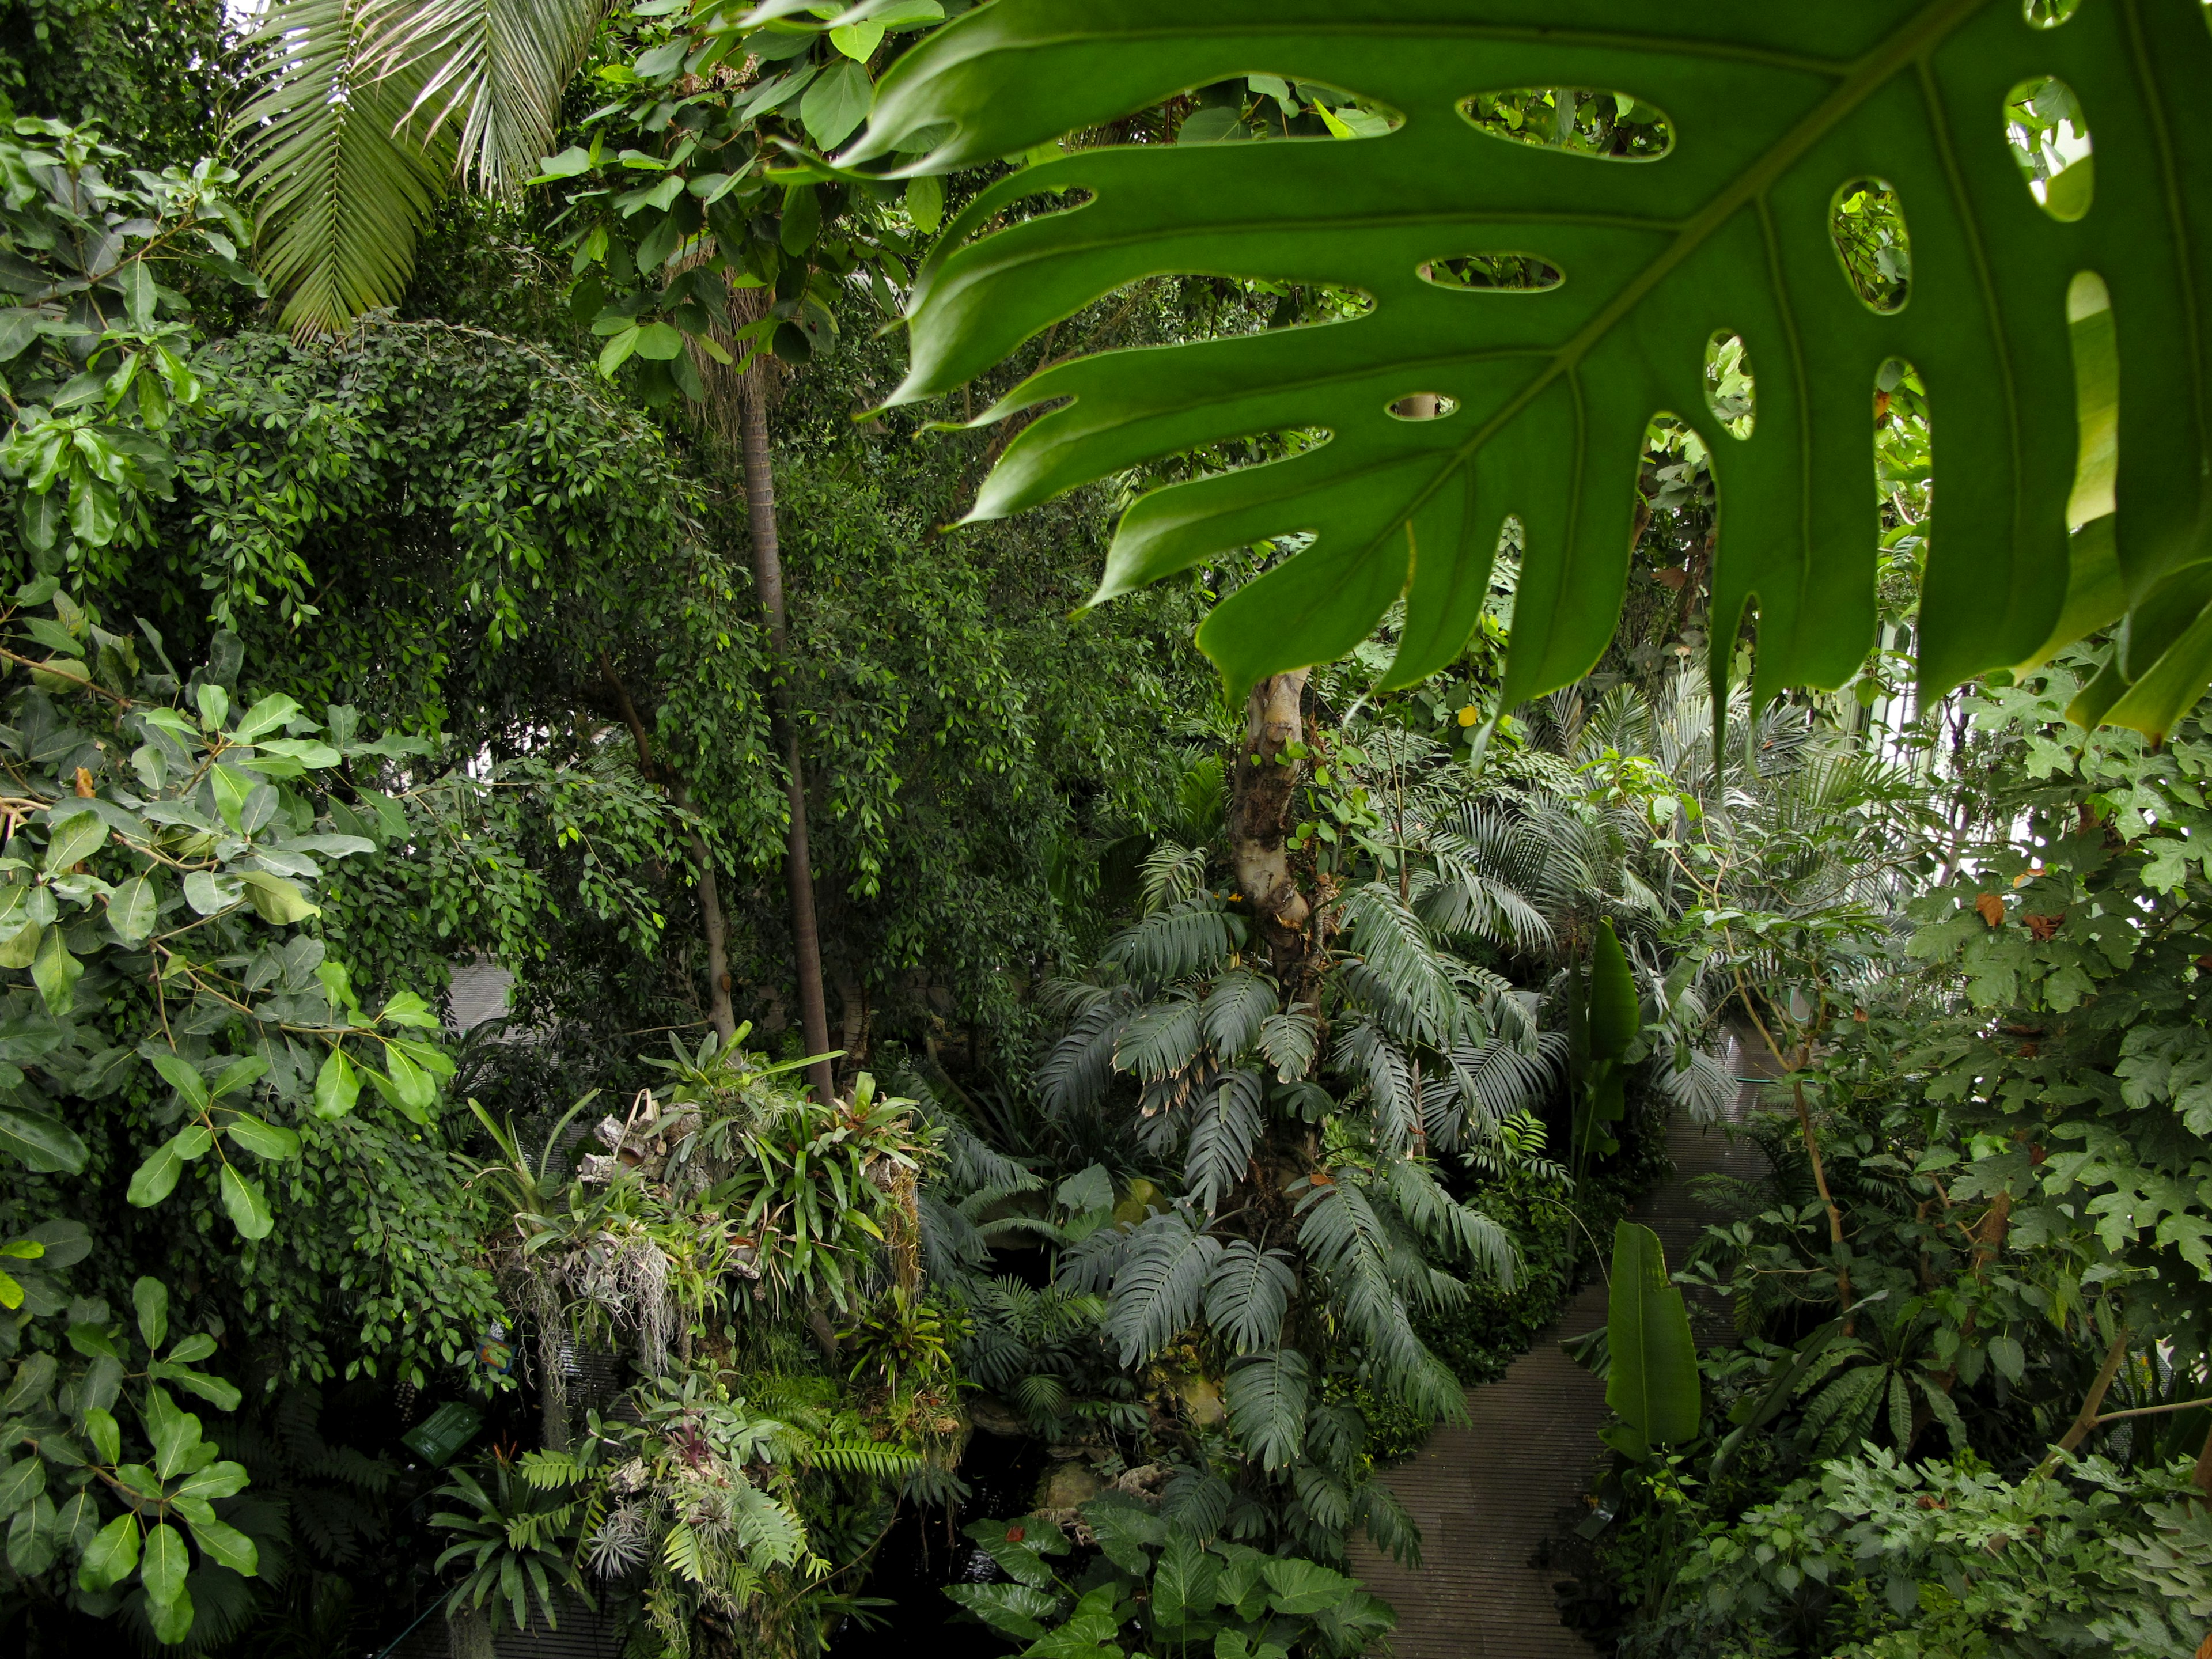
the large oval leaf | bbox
[862,1,2212,725]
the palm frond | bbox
[1257,1005,1317,1082]
[1036,982,1133,1115]
[358,0,609,191]
[1332,1018,1417,1156]
[1334,882,1464,1046]
[235,0,456,331]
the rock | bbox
[1036,1459,1102,1511]
[966,1395,1027,1438]
[1175,1374,1225,1427]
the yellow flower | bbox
[1456,704,1479,727]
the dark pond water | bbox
[828,1430,1046,1658]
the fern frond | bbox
[731,1482,809,1570]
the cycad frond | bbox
[1335,882,1463,1046]
[234,0,454,331]
[1138,839,1211,914]
[1102,895,1244,983]
[1257,1006,1318,1082]
[1222,1349,1308,1470]
[1332,1019,1417,1155]
[1184,1069,1264,1212]
[1105,1209,1219,1366]
[1203,1237,1293,1354]
[1113,993,1206,1084]
[1199,968,1277,1061]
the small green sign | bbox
[400,1401,482,1467]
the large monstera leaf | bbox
[854,0,2212,730]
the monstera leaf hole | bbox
[2005,77,2094,224]
[1830,180,1912,315]
[1417,253,1564,294]
[1703,334,1755,441]
[1457,88,1672,161]
[1389,393,1459,422]
[1177,78,1403,145]
[2066,271,2117,532]
[2024,0,2085,26]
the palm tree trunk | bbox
[738,373,836,1105]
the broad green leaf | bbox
[105,874,158,944]
[171,1460,249,1503]
[1259,1554,1353,1616]
[147,1581,193,1643]
[182,1512,257,1577]
[224,1112,301,1161]
[229,693,301,742]
[1,1354,55,1414]
[41,810,106,873]
[370,1046,437,1123]
[82,1406,120,1465]
[0,1105,89,1175]
[801,58,873,150]
[313,1046,360,1119]
[139,1522,187,1609]
[0,1456,44,1513]
[150,1362,242,1412]
[861,1,2212,722]
[145,1385,206,1479]
[132,1276,169,1350]
[149,1051,213,1108]
[945,1581,1063,1639]
[1152,1524,1219,1628]
[219,1164,275,1240]
[76,1512,138,1591]
[127,1125,214,1207]
[0,920,40,970]
[1605,1221,1700,1452]
[236,870,318,925]
[28,929,79,1016]
[210,1055,270,1099]
[376,988,440,1029]
[8,1498,54,1576]
[183,869,240,915]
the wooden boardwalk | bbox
[1351,1078,1766,1658]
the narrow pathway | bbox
[1350,1086,1764,1657]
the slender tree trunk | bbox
[738,374,836,1105]
[2042,1323,2130,1471]
[600,654,735,1044]
[1791,1075,1854,1331]
[2193,1414,2212,1498]
[1228,671,1312,973]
